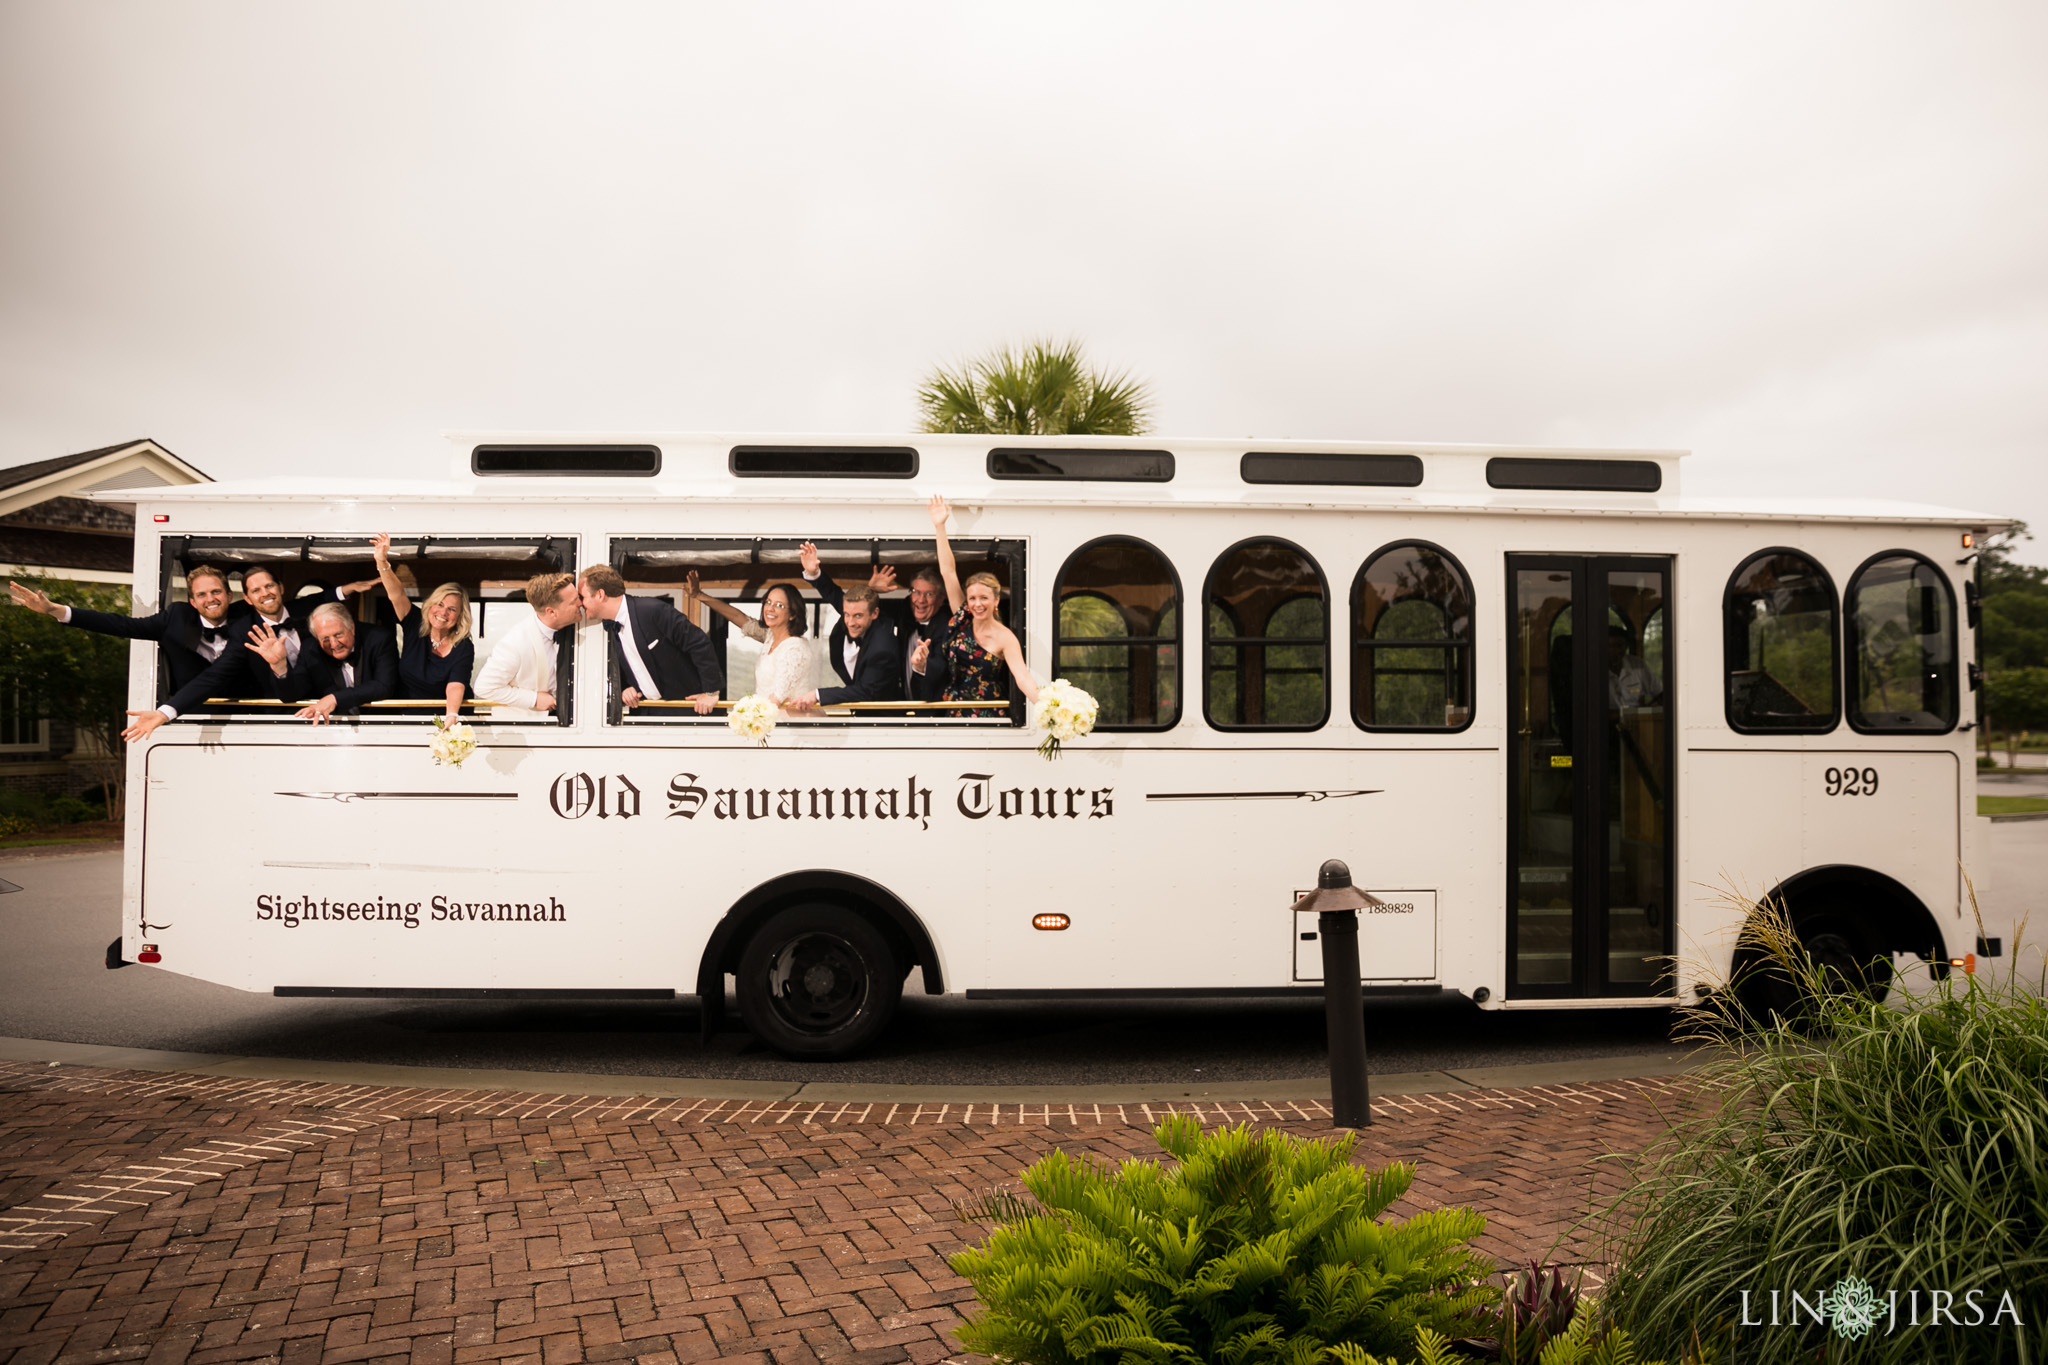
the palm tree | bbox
[916,339,1154,436]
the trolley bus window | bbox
[159,536,574,723]
[1724,549,1839,733]
[608,536,1021,724]
[1053,537,1180,730]
[1352,541,1473,731]
[1847,551,1957,734]
[1204,538,1328,730]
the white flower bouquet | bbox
[1029,679,1099,761]
[727,694,778,746]
[429,717,477,768]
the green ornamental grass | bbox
[1599,892,2046,1364]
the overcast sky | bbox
[3,2,2043,560]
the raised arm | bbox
[990,622,1040,703]
[928,494,962,616]
[370,534,413,622]
[684,570,756,634]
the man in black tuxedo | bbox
[787,584,903,712]
[798,543,949,701]
[248,602,398,722]
[576,565,722,713]
[11,564,246,741]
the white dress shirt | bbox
[613,603,661,701]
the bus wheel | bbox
[1731,914,1890,1025]
[736,904,900,1058]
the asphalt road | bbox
[2,793,2040,1086]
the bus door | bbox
[1507,556,1673,997]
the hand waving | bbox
[927,493,950,530]
[799,541,820,578]
[244,622,289,674]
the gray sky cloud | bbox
[3,2,2042,558]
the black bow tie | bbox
[602,620,621,636]
[200,625,227,641]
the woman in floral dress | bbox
[911,494,1040,717]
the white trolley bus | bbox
[106,434,2000,1055]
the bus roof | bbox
[108,432,2010,531]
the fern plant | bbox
[949,1116,1499,1363]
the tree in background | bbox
[1977,523,2048,764]
[0,577,132,817]
[916,338,1153,436]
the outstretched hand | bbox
[683,569,700,602]
[9,581,58,616]
[798,541,820,577]
[121,710,166,743]
[927,493,950,530]
[371,532,392,568]
[244,622,289,673]
[869,564,898,591]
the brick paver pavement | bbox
[0,1060,1702,1365]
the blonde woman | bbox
[370,533,473,721]
[911,494,1039,714]
[684,572,815,715]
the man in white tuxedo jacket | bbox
[474,572,583,721]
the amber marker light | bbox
[1032,913,1071,931]
[1961,532,1975,548]
[1950,954,1977,973]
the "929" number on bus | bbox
[1825,766,1879,796]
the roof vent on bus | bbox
[1241,452,1423,488]
[1485,457,1662,493]
[987,448,1174,482]
[729,445,919,478]
[472,444,661,477]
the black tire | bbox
[735,903,900,1058]
[1730,911,1891,1026]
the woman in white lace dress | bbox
[686,576,815,715]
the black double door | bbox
[1507,556,1674,998]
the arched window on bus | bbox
[1053,537,1180,730]
[1723,549,1839,733]
[1204,538,1327,730]
[1351,541,1474,731]
[1846,551,1957,734]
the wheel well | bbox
[1761,865,1950,973]
[695,870,942,1039]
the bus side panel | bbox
[976,749,1495,992]
[1683,749,1959,974]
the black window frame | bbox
[158,533,578,727]
[727,445,920,479]
[472,444,660,477]
[1485,457,1662,493]
[986,448,1175,483]
[1201,535,1330,733]
[1350,538,1476,734]
[1051,534,1183,734]
[1241,451,1424,488]
[1721,546,1841,736]
[1844,548,1959,737]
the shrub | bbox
[1599,890,2046,1363]
[0,813,35,839]
[949,1115,1498,1363]
[48,795,95,824]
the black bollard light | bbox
[1294,859,1384,1128]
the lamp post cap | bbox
[1318,859,1353,890]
